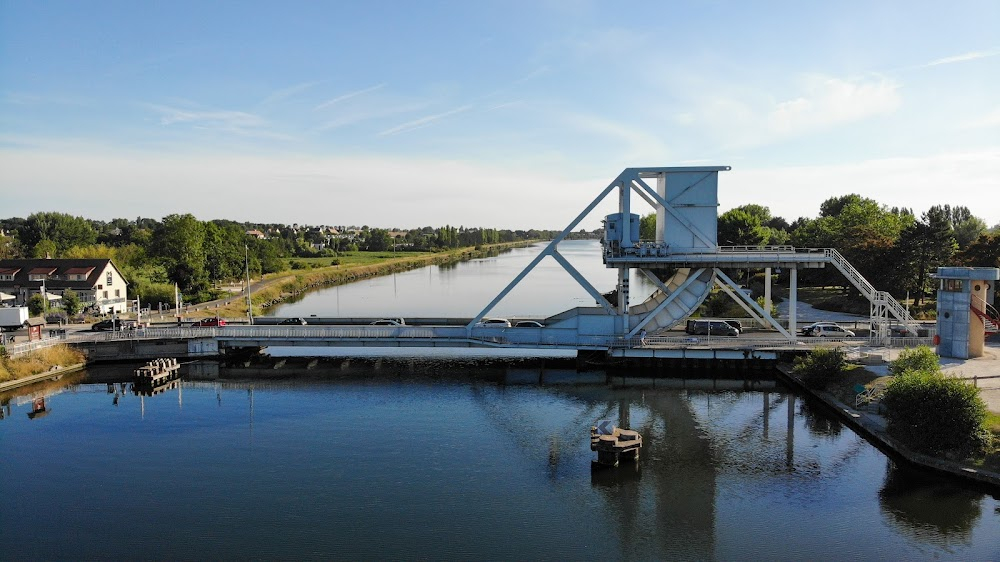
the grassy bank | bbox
[206,241,538,318]
[794,286,937,319]
[0,345,86,383]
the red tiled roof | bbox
[29,267,57,274]
[0,267,20,275]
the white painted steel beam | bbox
[468,181,618,330]
[714,269,793,340]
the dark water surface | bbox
[2,363,998,560]
[3,241,999,559]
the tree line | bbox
[641,195,999,305]
[0,213,580,308]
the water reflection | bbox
[880,462,983,545]
[2,362,998,559]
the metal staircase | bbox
[628,268,715,332]
[971,294,1000,335]
[823,248,918,333]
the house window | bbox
[942,279,964,292]
[29,274,47,281]
[103,291,108,299]
[115,289,120,297]
[0,274,12,281]
[107,272,113,286]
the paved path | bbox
[775,298,869,324]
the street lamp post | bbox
[245,244,254,325]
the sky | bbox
[1,1,998,231]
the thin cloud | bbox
[259,81,322,106]
[149,104,265,128]
[377,105,473,136]
[316,101,426,132]
[922,49,1000,67]
[315,83,386,110]
[145,103,293,140]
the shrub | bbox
[793,347,846,390]
[881,370,992,458]
[889,346,940,376]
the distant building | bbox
[0,258,129,314]
[246,229,266,239]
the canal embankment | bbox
[174,240,540,319]
[775,363,1000,491]
[0,362,86,392]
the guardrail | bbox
[75,325,938,353]
[1,335,68,358]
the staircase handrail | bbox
[822,248,916,326]
[971,293,1000,332]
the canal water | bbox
[272,240,657,320]
[1,241,998,559]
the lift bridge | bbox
[88,166,922,360]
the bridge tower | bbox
[471,165,919,347]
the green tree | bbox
[882,370,991,458]
[639,213,656,241]
[956,233,1000,269]
[154,214,208,293]
[888,345,939,376]
[953,215,988,250]
[61,289,81,316]
[31,239,58,258]
[896,206,957,305]
[792,348,846,390]
[21,212,97,255]
[27,294,46,316]
[718,208,770,247]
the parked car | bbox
[514,320,544,328]
[191,317,227,327]
[91,319,124,331]
[806,324,855,338]
[279,317,308,325]
[685,319,739,337]
[371,318,405,326]
[800,322,841,336]
[475,318,511,328]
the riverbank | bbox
[0,344,86,386]
[174,240,539,320]
[775,363,1000,491]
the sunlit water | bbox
[2,367,997,560]
[2,241,998,559]
[271,240,657,320]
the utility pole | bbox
[245,244,254,325]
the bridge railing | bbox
[1,335,68,358]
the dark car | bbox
[279,317,308,325]
[371,318,404,326]
[91,319,123,331]
[514,320,544,328]
[191,317,227,327]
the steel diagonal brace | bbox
[714,278,766,324]
[633,177,715,248]
[627,268,708,337]
[467,181,618,331]
[630,181,657,209]
[714,268,793,340]
[639,268,673,294]
[551,250,616,313]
